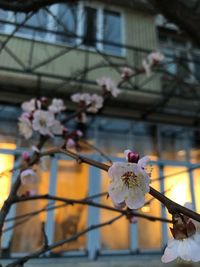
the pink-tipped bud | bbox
[63,127,68,134]
[124,149,140,163]
[128,152,140,163]
[76,130,83,137]
[129,216,137,224]
[66,138,76,149]
[22,151,30,162]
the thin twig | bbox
[12,194,171,223]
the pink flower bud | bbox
[76,130,83,137]
[22,151,30,161]
[66,138,76,149]
[129,216,137,224]
[128,152,140,163]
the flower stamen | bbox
[121,171,139,188]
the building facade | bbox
[0,0,200,262]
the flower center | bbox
[39,117,47,127]
[121,171,139,188]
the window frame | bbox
[0,2,125,57]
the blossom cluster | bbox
[18,98,65,139]
[96,77,121,97]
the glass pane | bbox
[138,165,161,249]
[0,142,16,208]
[160,126,189,161]
[53,160,88,252]
[103,10,122,55]
[100,170,129,250]
[83,7,97,47]
[164,166,191,236]
[0,10,8,31]
[193,168,200,213]
[15,9,48,38]
[11,165,50,252]
[56,4,77,44]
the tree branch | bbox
[4,214,123,267]
[148,0,200,47]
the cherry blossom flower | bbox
[49,120,64,135]
[121,67,135,79]
[66,138,76,149]
[18,114,33,139]
[71,93,91,105]
[142,51,164,77]
[162,210,200,263]
[142,59,151,77]
[76,130,83,137]
[48,98,66,113]
[20,169,38,185]
[87,94,104,113]
[147,51,164,65]
[21,98,41,114]
[108,156,150,209]
[96,77,121,97]
[161,233,200,263]
[32,110,63,136]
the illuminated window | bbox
[53,160,88,252]
[0,143,16,209]
[100,170,130,250]
[138,165,162,249]
[11,164,50,253]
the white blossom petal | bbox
[20,169,38,185]
[125,187,145,209]
[161,239,178,263]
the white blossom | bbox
[87,94,104,113]
[18,114,33,139]
[66,138,76,149]
[121,67,135,79]
[71,93,91,105]
[21,99,41,114]
[142,59,151,77]
[48,98,66,113]
[148,51,164,65]
[108,156,150,209]
[20,169,38,185]
[142,51,164,77]
[161,233,200,263]
[32,110,63,137]
[96,77,121,97]
[49,120,64,135]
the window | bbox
[159,32,200,82]
[82,7,97,47]
[14,10,48,39]
[0,4,123,56]
[103,10,122,55]
[56,3,77,45]
[0,10,8,31]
